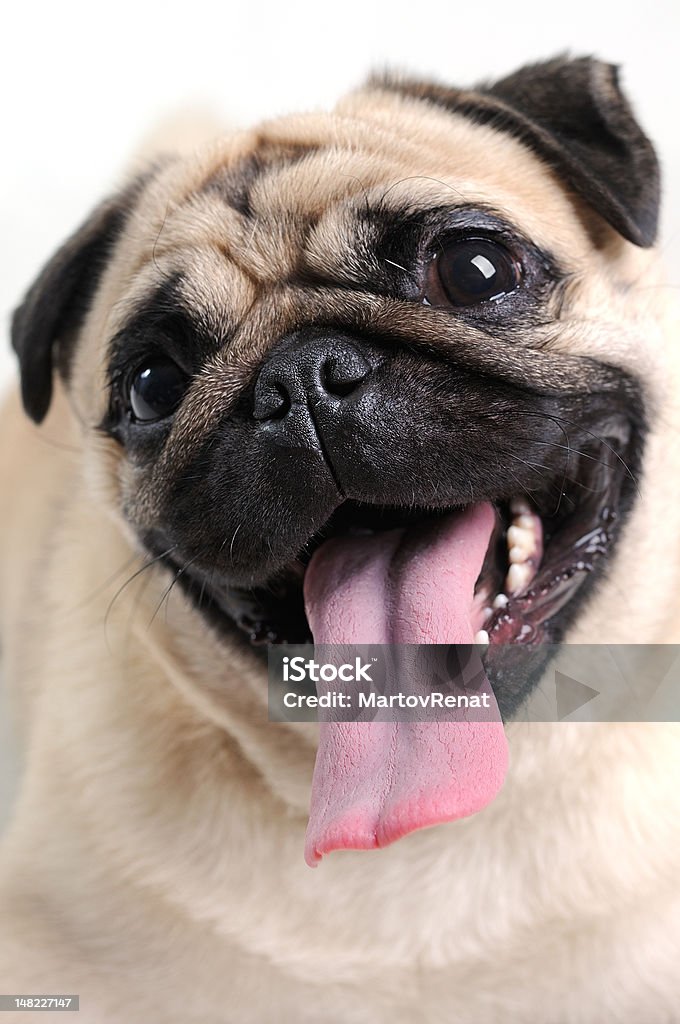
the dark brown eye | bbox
[425,237,521,307]
[128,358,188,422]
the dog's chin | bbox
[145,407,640,719]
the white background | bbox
[1,0,679,390]
[0,1,679,821]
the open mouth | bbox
[176,412,637,715]
[148,404,641,864]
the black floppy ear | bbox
[373,56,660,248]
[11,176,146,423]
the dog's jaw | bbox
[147,369,643,710]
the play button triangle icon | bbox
[555,671,600,720]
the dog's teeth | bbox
[492,593,509,609]
[474,629,489,647]
[506,562,532,595]
[508,544,529,564]
[510,496,532,516]
[507,524,534,552]
[483,605,493,621]
[506,507,543,588]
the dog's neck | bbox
[4,434,679,982]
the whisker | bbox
[499,450,585,488]
[512,438,617,471]
[229,522,243,562]
[504,468,539,506]
[338,172,372,222]
[377,174,464,209]
[200,533,233,607]
[122,560,157,649]
[151,203,171,276]
[521,410,641,499]
[104,546,177,636]
[147,552,203,629]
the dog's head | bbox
[12,56,662,713]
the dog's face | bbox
[12,57,661,717]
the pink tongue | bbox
[303,503,509,867]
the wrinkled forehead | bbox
[107,93,584,339]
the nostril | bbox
[252,337,374,424]
[253,381,291,422]
[321,350,371,398]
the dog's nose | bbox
[253,336,373,423]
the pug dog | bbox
[1,55,680,1023]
